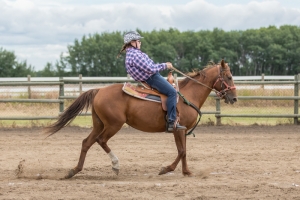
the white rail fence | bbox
[0,74,299,125]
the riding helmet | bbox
[123,31,143,44]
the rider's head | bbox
[117,31,143,58]
[123,31,143,49]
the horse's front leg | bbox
[159,129,192,176]
[180,131,192,176]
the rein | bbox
[171,65,236,136]
[171,65,235,98]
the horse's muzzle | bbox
[224,96,238,104]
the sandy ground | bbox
[0,125,300,200]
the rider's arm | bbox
[132,50,167,74]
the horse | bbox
[44,59,237,178]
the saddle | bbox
[122,72,178,111]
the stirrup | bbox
[167,122,186,132]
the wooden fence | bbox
[0,74,299,125]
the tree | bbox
[58,32,126,76]
[0,47,34,77]
[21,25,300,77]
[38,62,57,77]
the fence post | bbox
[216,98,221,125]
[261,73,265,89]
[79,74,82,95]
[294,74,299,125]
[59,77,64,113]
[27,75,31,99]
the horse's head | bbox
[213,60,238,104]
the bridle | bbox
[173,64,236,137]
[171,64,236,98]
[212,65,236,98]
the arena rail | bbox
[0,81,64,120]
[0,74,299,125]
[217,74,299,125]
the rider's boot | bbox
[167,121,186,132]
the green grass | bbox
[0,106,296,128]
[200,104,297,125]
[0,87,298,128]
[0,120,51,128]
[0,116,93,128]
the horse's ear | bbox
[221,59,225,68]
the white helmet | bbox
[124,31,143,44]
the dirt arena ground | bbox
[0,125,299,199]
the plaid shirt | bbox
[125,47,167,81]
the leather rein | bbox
[172,65,236,98]
[171,65,236,137]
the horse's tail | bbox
[44,88,100,137]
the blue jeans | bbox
[145,72,177,122]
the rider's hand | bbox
[166,62,173,69]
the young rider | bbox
[118,31,186,132]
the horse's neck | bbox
[179,67,218,108]
[180,83,212,108]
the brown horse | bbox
[45,59,237,178]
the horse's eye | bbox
[228,76,232,80]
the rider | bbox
[118,31,186,132]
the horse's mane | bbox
[178,62,217,88]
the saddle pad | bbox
[122,82,161,103]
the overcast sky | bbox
[1,0,300,71]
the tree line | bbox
[1,25,300,77]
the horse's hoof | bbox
[64,169,75,179]
[112,167,119,175]
[183,172,193,177]
[159,167,167,175]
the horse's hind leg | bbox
[96,124,123,175]
[159,129,192,176]
[65,112,103,179]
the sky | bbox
[1,0,300,71]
